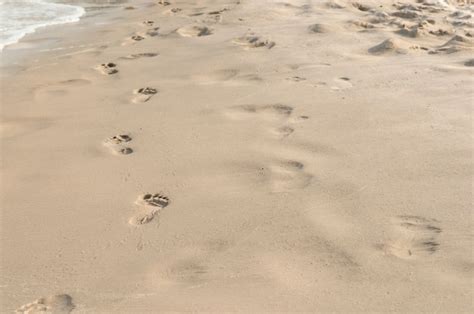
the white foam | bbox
[0,0,85,51]
[426,0,472,8]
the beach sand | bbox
[1,0,473,312]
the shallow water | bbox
[0,0,85,51]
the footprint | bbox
[143,20,155,26]
[233,34,275,49]
[124,28,159,45]
[224,104,303,140]
[132,87,157,103]
[208,8,228,15]
[464,58,474,66]
[193,69,239,84]
[136,193,170,207]
[131,35,145,41]
[144,27,160,37]
[308,23,330,34]
[16,294,74,314]
[290,115,310,123]
[0,118,51,140]
[104,134,133,155]
[121,52,159,60]
[381,215,442,259]
[163,7,183,15]
[430,35,473,54]
[271,125,294,138]
[122,34,145,46]
[53,79,90,87]
[237,73,262,82]
[129,193,170,226]
[188,12,205,17]
[34,79,91,101]
[193,69,261,85]
[286,76,307,82]
[177,25,212,37]
[331,77,353,91]
[225,104,293,121]
[96,62,118,75]
[159,259,208,285]
[269,160,312,192]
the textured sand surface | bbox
[1,0,473,312]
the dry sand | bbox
[1,0,473,312]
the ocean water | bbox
[0,0,85,51]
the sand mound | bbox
[326,0,346,9]
[391,9,422,19]
[352,2,373,12]
[432,35,474,54]
[368,38,408,55]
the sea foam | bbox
[0,0,85,51]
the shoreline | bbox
[0,1,148,75]
[1,0,473,312]
[0,0,85,52]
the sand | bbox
[1,0,473,312]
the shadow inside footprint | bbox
[308,23,330,34]
[97,62,118,75]
[104,134,133,155]
[381,215,442,259]
[132,87,158,103]
[121,53,159,60]
[138,193,170,207]
[146,27,160,37]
